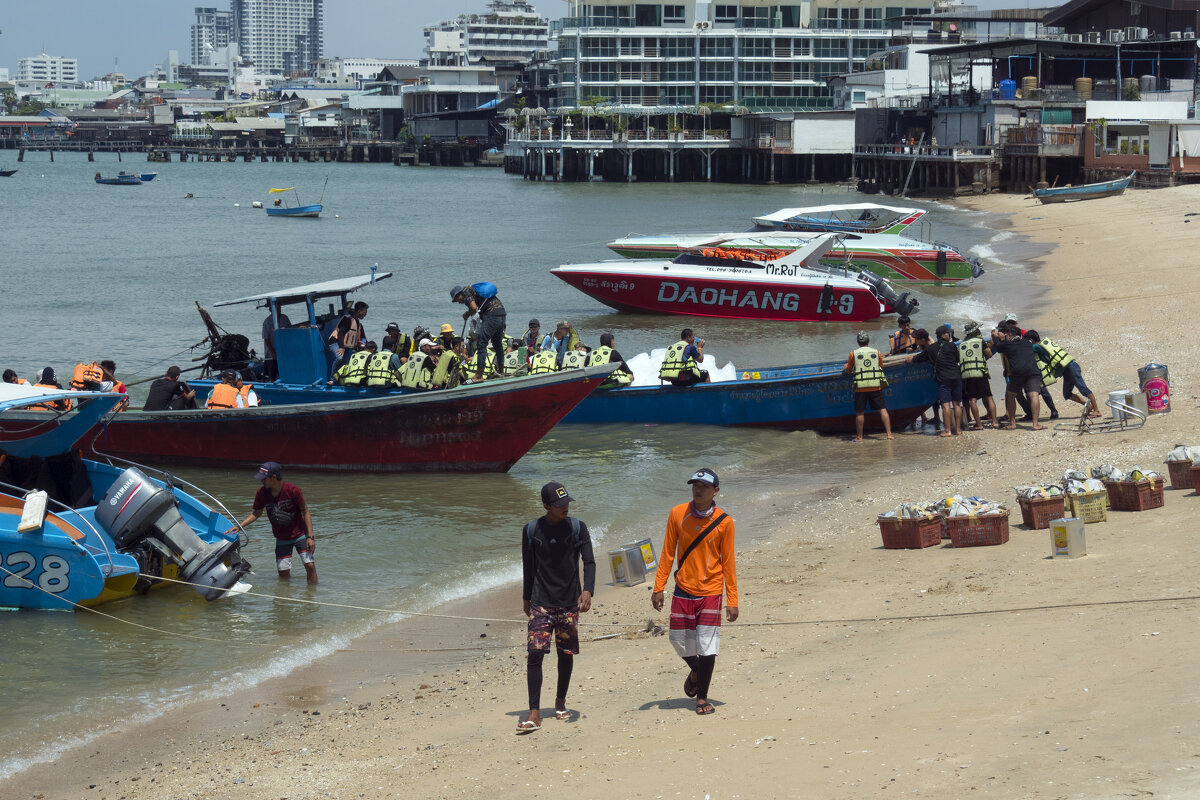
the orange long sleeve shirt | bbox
[653,502,738,607]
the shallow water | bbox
[0,154,1040,778]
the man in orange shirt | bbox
[651,468,738,716]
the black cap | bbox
[385,322,399,332]
[221,369,236,382]
[255,461,282,480]
[528,318,540,328]
[541,481,573,507]
[687,468,719,488]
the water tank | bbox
[998,79,1017,100]
[1021,76,1039,94]
[1074,77,1093,100]
[1122,77,1140,97]
[1139,74,1157,93]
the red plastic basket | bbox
[946,510,1010,547]
[877,515,942,549]
[1103,478,1164,511]
[1165,460,1195,490]
[1017,495,1067,530]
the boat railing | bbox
[0,478,121,575]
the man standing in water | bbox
[238,462,317,584]
[651,468,738,716]
[518,482,595,732]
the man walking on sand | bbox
[518,482,595,733]
[652,468,738,716]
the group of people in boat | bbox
[2,361,126,412]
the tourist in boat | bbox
[332,346,372,387]
[366,341,403,389]
[238,462,316,585]
[235,374,260,407]
[2,369,28,385]
[540,320,573,361]
[659,329,710,386]
[143,366,197,411]
[206,370,246,409]
[906,325,963,437]
[888,316,919,355]
[561,342,590,370]
[327,301,369,373]
[30,368,71,411]
[438,323,455,350]
[1026,330,1102,419]
[99,360,125,394]
[522,319,542,352]
[587,333,634,388]
[69,361,107,391]
[503,338,528,375]
[450,283,507,381]
[651,468,738,718]
[517,481,595,733]
[958,322,998,429]
[988,323,1045,431]
[843,332,893,443]
[382,322,410,362]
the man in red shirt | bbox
[651,468,738,716]
[238,461,316,584]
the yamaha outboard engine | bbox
[858,271,920,318]
[95,468,247,601]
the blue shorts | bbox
[1061,361,1091,400]
[937,380,963,405]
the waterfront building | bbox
[423,1,550,65]
[401,63,503,143]
[315,57,420,86]
[17,53,79,85]
[232,0,324,76]
[192,7,235,66]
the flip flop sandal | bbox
[516,719,541,733]
[555,709,570,721]
[695,702,715,715]
[684,672,699,698]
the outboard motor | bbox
[858,271,921,318]
[95,468,247,601]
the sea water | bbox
[0,154,1045,779]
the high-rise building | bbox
[423,1,549,66]
[192,7,235,66]
[17,53,79,84]
[232,0,324,76]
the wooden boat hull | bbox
[94,176,142,185]
[0,169,16,177]
[266,204,322,218]
[562,360,936,432]
[81,367,612,472]
[1035,172,1134,204]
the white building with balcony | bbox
[423,1,549,65]
[17,53,79,85]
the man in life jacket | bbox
[366,342,403,389]
[529,346,561,375]
[69,361,106,391]
[99,360,125,393]
[382,322,412,363]
[540,321,573,363]
[399,338,439,390]
[450,283,507,381]
[888,316,918,355]
[327,301,368,373]
[523,319,541,353]
[560,342,590,370]
[235,375,260,407]
[659,328,709,387]
[3,369,28,386]
[504,338,528,375]
[843,332,893,442]
[958,322,998,429]
[30,367,71,411]
[1027,330,1101,419]
[587,332,634,388]
[333,344,373,387]
[206,370,245,409]
[438,323,456,351]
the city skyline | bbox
[0,0,501,80]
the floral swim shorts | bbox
[527,604,580,655]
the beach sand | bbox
[8,186,1200,800]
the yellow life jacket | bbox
[958,338,989,380]
[1037,354,1057,386]
[430,351,459,388]
[587,345,633,388]
[1036,338,1074,377]
[399,353,434,390]
[206,382,240,409]
[561,350,588,370]
[529,350,559,375]
[851,346,886,390]
[334,351,372,386]
[659,341,699,381]
[366,352,399,388]
[70,362,104,390]
[504,348,527,373]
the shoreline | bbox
[8,186,1200,799]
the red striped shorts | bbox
[668,591,723,657]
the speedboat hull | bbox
[563,359,936,431]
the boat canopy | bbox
[0,385,126,458]
[0,382,120,412]
[755,203,923,223]
[268,187,295,194]
[214,272,394,308]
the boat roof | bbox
[214,272,394,308]
[0,382,120,413]
[755,203,923,222]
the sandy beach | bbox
[8,186,1200,800]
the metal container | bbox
[1139,74,1157,93]
[1138,363,1170,414]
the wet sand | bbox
[7,187,1200,800]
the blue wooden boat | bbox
[0,384,251,610]
[94,171,142,186]
[1034,172,1134,204]
[266,184,324,218]
[140,172,158,182]
[561,359,936,432]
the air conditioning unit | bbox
[1106,29,1124,42]
[1125,27,1140,40]
[1170,30,1182,40]
[1086,31,1102,43]
[1066,33,1083,43]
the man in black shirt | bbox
[990,324,1044,430]
[907,325,963,437]
[451,283,507,381]
[518,481,596,732]
[142,366,196,411]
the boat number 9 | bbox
[1,551,71,594]
[838,295,854,315]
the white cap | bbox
[418,338,435,348]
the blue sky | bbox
[0,0,499,79]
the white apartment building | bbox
[315,57,419,85]
[17,53,79,84]
[233,0,323,75]
[423,1,549,65]
[552,0,940,111]
[192,6,235,66]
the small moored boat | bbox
[94,171,142,186]
[140,172,158,182]
[265,184,323,218]
[0,168,16,177]
[1034,172,1135,204]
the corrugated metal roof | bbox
[215,273,394,307]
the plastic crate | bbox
[1165,460,1195,490]
[1191,464,1200,494]
[877,515,942,549]
[1103,478,1164,512]
[1066,490,1107,523]
[1017,495,1067,530]
[946,510,1010,547]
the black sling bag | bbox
[674,513,729,580]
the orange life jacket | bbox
[238,384,256,406]
[70,362,104,390]
[30,383,72,412]
[206,383,240,409]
